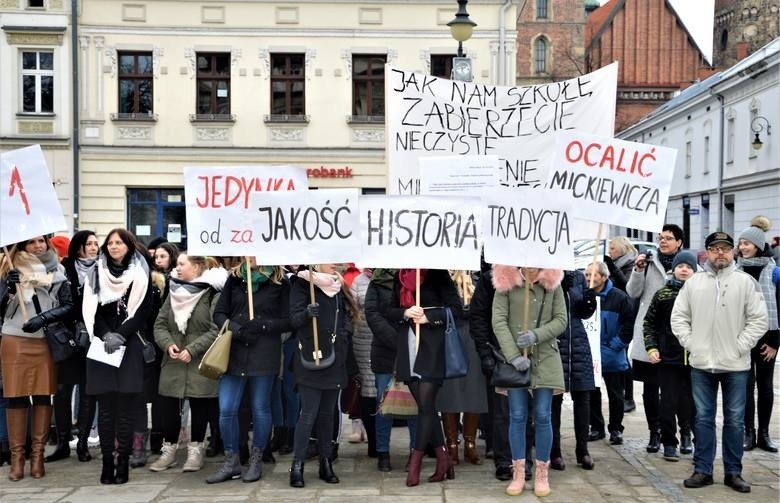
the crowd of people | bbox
[0,216,777,496]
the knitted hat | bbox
[672,250,697,272]
[50,235,71,259]
[739,215,771,250]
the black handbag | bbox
[490,291,547,388]
[299,301,338,371]
[443,307,468,378]
[137,333,157,364]
[32,294,76,363]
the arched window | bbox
[534,38,547,73]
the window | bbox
[703,135,710,173]
[21,51,54,113]
[534,38,547,73]
[536,0,548,19]
[196,53,230,115]
[685,141,692,177]
[726,117,735,163]
[270,53,305,116]
[27,0,45,8]
[118,52,153,115]
[430,54,454,78]
[352,55,386,117]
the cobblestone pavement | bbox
[1,368,778,502]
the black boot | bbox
[262,442,276,463]
[289,459,305,488]
[330,441,339,461]
[279,427,294,455]
[239,442,249,465]
[115,455,129,484]
[757,429,778,453]
[270,426,285,452]
[319,456,339,483]
[0,440,11,466]
[44,435,71,462]
[646,430,661,453]
[743,428,757,451]
[100,456,116,484]
[206,434,223,458]
[680,433,693,455]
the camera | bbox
[644,249,654,261]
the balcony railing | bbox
[346,115,385,124]
[189,113,236,122]
[263,114,310,124]
[110,112,158,121]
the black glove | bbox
[583,287,597,303]
[7,269,21,285]
[305,303,320,319]
[481,355,496,376]
[22,315,45,333]
[244,318,270,333]
[103,332,126,354]
[561,270,577,291]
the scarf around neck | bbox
[738,255,779,331]
[398,269,427,308]
[14,249,60,303]
[240,263,272,293]
[297,269,342,297]
[169,266,228,333]
[371,268,396,289]
[74,257,97,286]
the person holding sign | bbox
[491,266,567,497]
[288,264,359,488]
[207,261,290,484]
[0,236,74,482]
[82,229,154,485]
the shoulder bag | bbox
[490,291,547,388]
[298,300,339,370]
[443,307,469,378]
[32,294,76,363]
[198,320,232,380]
[378,375,418,418]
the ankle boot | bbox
[76,433,92,462]
[7,407,28,481]
[428,445,455,482]
[534,460,550,497]
[442,413,460,465]
[462,413,482,465]
[506,459,525,496]
[243,447,263,482]
[278,427,294,455]
[206,433,223,458]
[45,431,71,462]
[646,430,661,453]
[30,405,51,478]
[206,451,241,484]
[758,428,778,453]
[405,449,424,487]
[318,456,339,483]
[743,428,756,450]
[289,459,305,488]
[115,455,129,484]
[100,456,116,484]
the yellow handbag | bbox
[198,320,232,380]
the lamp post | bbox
[751,115,771,151]
[447,0,477,82]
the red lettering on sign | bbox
[8,165,31,215]
[306,166,354,178]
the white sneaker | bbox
[182,442,204,472]
[69,437,79,449]
[88,428,100,447]
[149,442,179,472]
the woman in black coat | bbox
[385,268,461,487]
[551,270,597,471]
[82,229,153,485]
[288,264,358,488]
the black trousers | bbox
[745,345,776,431]
[160,396,218,444]
[359,396,377,456]
[97,393,140,458]
[590,372,624,433]
[657,365,694,447]
[292,385,339,460]
[552,390,590,460]
[490,386,511,468]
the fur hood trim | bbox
[491,265,563,294]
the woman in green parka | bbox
[150,254,228,473]
[492,265,567,498]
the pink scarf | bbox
[398,269,427,308]
[297,270,342,297]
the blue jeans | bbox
[690,368,749,476]
[508,387,553,462]
[375,373,417,453]
[282,338,300,427]
[218,374,275,453]
[0,390,7,442]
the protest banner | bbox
[358,195,482,270]
[582,297,603,385]
[482,187,575,270]
[386,63,617,194]
[419,155,500,195]
[0,145,67,247]
[547,130,677,232]
[183,165,308,256]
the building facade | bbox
[713,0,780,68]
[0,0,75,233]
[76,0,518,246]
[616,38,779,251]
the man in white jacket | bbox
[671,231,768,494]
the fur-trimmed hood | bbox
[491,265,563,294]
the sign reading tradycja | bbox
[386,63,618,195]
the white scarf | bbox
[168,267,228,333]
[297,270,342,297]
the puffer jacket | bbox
[559,270,597,392]
[350,272,377,398]
[643,279,687,366]
[671,262,768,372]
[491,266,567,391]
[596,279,635,373]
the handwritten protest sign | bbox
[183,165,308,256]
[386,63,617,194]
[582,296,602,385]
[547,130,677,232]
[482,187,574,270]
[358,195,482,270]
[0,145,66,247]
[419,155,500,195]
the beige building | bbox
[1,0,75,234]
[77,0,518,247]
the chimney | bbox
[736,41,749,61]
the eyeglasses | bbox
[707,246,733,254]
[658,235,678,242]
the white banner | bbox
[359,195,482,270]
[0,145,66,247]
[547,130,677,232]
[386,63,617,194]
[183,165,308,256]
[582,296,603,386]
[482,188,574,270]
[419,155,500,195]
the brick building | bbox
[713,0,780,68]
[516,0,587,85]
[585,0,711,132]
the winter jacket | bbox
[350,272,377,398]
[365,271,399,375]
[390,269,462,382]
[559,270,597,392]
[671,262,768,372]
[1,264,73,339]
[289,277,352,390]
[626,253,671,363]
[597,279,635,373]
[470,269,498,362]
[492,266,567,391]
[643,280,687,366]
[213,274,291,377]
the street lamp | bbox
[447,0,477,82]
[751,115,770,151]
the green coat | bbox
[492,269,567,392]
[154,290,220,398]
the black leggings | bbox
[408,379,444,450]
[292,385,339,460]
[160,396,218,444]
[745,345,776,431]
[97,392,140,458]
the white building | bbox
[617,37,780,251]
